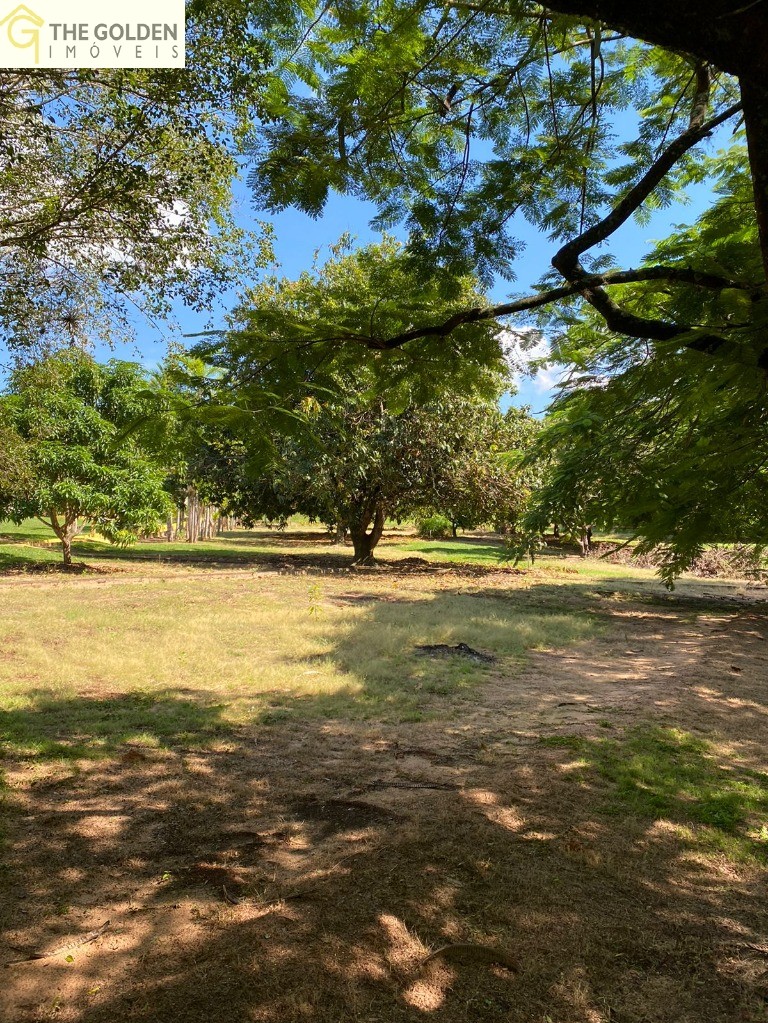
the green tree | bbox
[0,423,32,508]
[253,3,761,344]
[419,406,540,538]
[207,236,509,411]
[189,240,529,562]
[134,357,226,542]
[0,1,272,357]
[207,392,536,564]
[247,4,768,577]
[0,353,171,565]
[523,170,768,582]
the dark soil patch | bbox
[291,796,400,838]
[415,642,497,663]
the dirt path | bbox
[2,592,768,1022]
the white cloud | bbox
[500,326,564,396]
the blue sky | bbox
[105,163,719,415]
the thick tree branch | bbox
[553,97,741,275]
[373,265,758,349]
[541,0,760,74]
[540,1,768,299]
[548,75,743,344]
[740,75,768,282]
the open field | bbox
[1,524,767,1022]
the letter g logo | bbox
[0,5,45,64]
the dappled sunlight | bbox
[1,557,768,1020]
[379,912,430,975]
[3,706,767,1021]
[463,787,526,833]
[691,685,768,718]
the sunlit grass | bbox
[0,567,599,760]
[0,519,743,589]
[0,519,759,770]
[541,727,768,863]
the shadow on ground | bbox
[2,713,767,1022]
[2,591,768,1021]
[0,692,230,760]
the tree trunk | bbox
[349,504,385,565]
[740,75,768,289]
[451,521,458,538]
[350,529,375,564]
[48,508,79,565]
[186,487,199,543]
[579,525,592,557]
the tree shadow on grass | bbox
[2,710,767,1023]
[401,540,508,565]
[2,585,768,1021]
[0,690,231,761]
[66,539,365,573]
[541,726,768,861]
[0,525,57,543]
[270,588,600,723]
[0,546,61,571]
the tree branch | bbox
[548,78,743,344]
[540,0,753,74]
[373,265,758,349]
[553,95,740,274]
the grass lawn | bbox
[0,566,597,756]
[1,521,767,1022]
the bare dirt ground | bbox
[2,575,768,1023]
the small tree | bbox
[206,393,536,564]
[419,406,541,537]
[0,353,170,565]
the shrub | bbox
[417,514,453,539]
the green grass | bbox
[0,693,226,761]
[401,538,508,565]
[0,520,59,541]
[0,568,599,761]
[541,726,768,862]
[0,519,718,588]
[0,542,61,569]
[400,535,664,581]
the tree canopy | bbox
[189,237,510,432]
[183,240,533,563]
[0,353,170,564]
[0,0,273,357]
[252,2,762,352]
[242,2,768,577]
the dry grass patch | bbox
[0,569,598,759]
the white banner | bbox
[0,1,185,68]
